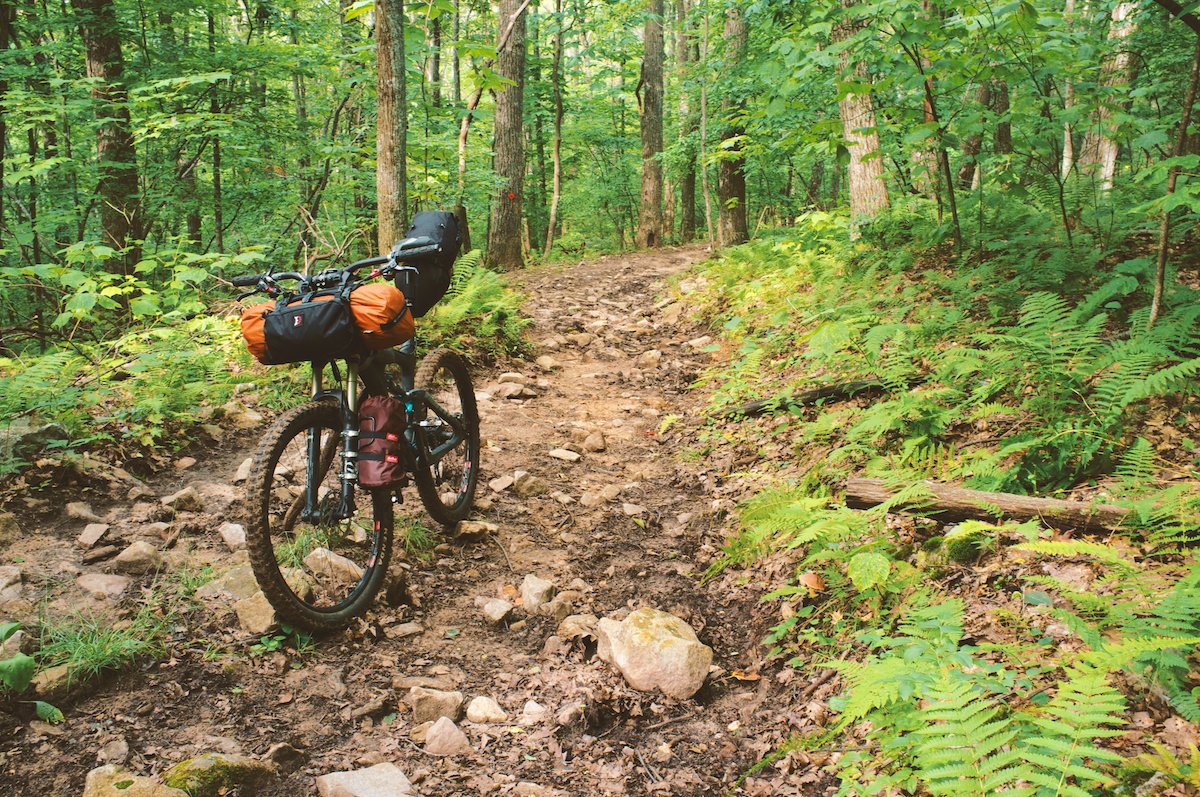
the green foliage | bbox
[422,249,530,359]
[0,621,35,693]
[38,605,169,687]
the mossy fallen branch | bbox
[844,477,1131,531]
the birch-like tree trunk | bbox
[1077,1,1137,191]
[832,3,889,219]
[636,0,665,248]
[376,0,407,253]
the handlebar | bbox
[230,241,442,300]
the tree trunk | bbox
[1148,37,1200,330]
[0,2,13,235]
[956,82,991,190]
[376,0,408,253]
[636,0,665,248]
[486,0,527,269]
[676,0,696,241]
[430,15,442,107]
[542,0,565,259]
[699,6,714,248]
[716,4,748,247]
[1077,1,1137,190]
[71,0,143,274]
[832,1,888,221]
[452,2,461,105]
[208,13,224,253]
[992,80,1012,155]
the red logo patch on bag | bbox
[386,433,399,442]
[385,454,398,464]
[293,316,303,326]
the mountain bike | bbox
[230,246,480,630]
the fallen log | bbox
[716,380,889,419]
[843,477,1132,532]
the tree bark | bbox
[1078,1,1138,191]
[376,0,408,254]
[699,6,714,248]
[636,0,665,248]
[956,82,991,190]
[430,15,442,107]
[71,0,143,274]
[1148,37,1200,330]
[832,1,888,222]
[0,2,13,235]
[208,13,224,253]
[676,0,696,241]
[486,0,527,269]
[716,4,748,247]
[843,478,1131,532]
[992,79,1012,155]
[452,2,461,105]
[542,0,565,259]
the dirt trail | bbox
[1,246,832,796]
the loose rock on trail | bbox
[0,246,838,796]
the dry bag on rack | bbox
[391,210,462,318]
[351,283,414,350]
[240,291,358,365]
[358,394,408,488]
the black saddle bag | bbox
[392,210,462,318]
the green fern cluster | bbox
[423,249,530,358]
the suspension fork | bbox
[301,361,360,523]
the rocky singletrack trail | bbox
[0,245,836,796]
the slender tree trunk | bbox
[430,15,442,107]
[992,79,1012,155]
[452,2,461,105]
[208,13,224,253]
[1148,38,1200,329]
[832,1,888,221]
[0,2,13,236]
[529,6,547,248]
[676,0,695,241]
[1078,1,1137,191]
[715,4,748,247]
[957,82,991,189]
[542,0,564,259]
[699,4,714,248]
[376,0,408,253]
[71,0,143,274]
[486,0,527,269]
[636,0,665,248]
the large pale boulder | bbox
[316,762,416,797]
[597,608,712,699]
[83,765,187,797]
[162,753,277,797]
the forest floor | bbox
[0,244,833,796]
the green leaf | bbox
[0,652,35,692]
[0,622,18,642]
[34,700,64,723]
[1023,590,1053,606]
[848,551,892,592]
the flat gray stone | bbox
[234,591,278,635]
[315,762,415,797]
[68,502,102,522]
[77,574,131,599]
[548,449,581,463]
[406,686,464,724]
[112,541,163,575]
[466,696,509,723]
[0,565,21,592]
[481,598,514,624]
[521,575,556,613]
[424,717,470,756]
[233,457,253,484]
[83,765,187,797]
[78,523,110,549]
[195,564,260,604]
[161,486,203,513]
[218,522,246,551]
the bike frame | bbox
[298,336,470,525]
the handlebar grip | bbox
[393,243,441,261]
[231,274,261,287]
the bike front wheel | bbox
[244,399,393,630]
[412,348,481,526]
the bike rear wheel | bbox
[412,348,480,525]
[244,399,393,630]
